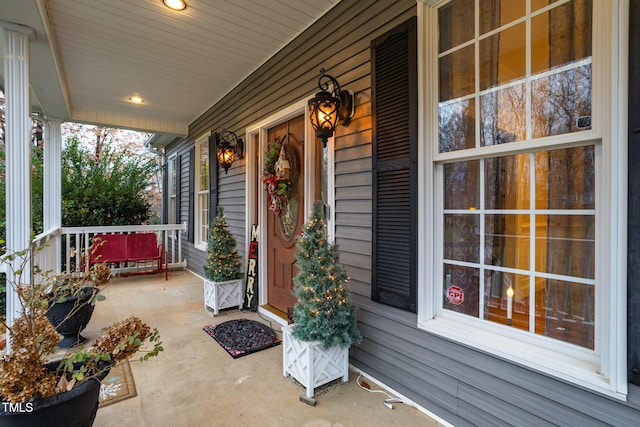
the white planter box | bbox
[203,278,243,315]
[282,324,349,398]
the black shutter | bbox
[176,154,183,226]
[209,133,219,224]
[371,17,417,312]
[187,147,195,243]
[628,0,640,386]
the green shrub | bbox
[61,136,159,226]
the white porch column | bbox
[43,119,63,273]
[3,25,33,352]
[43,119,62,230]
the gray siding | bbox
[163,0,640,425]
[171,139,207,278]
[217,163,246,260]
[353,296,640,426]
[167,143,246,277]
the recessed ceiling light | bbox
[163,0,186,11]
[128,96,144,104]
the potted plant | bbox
[45,263,111,348]
[0,245,163,425]
[282,201,362,399]
[203,207,244,315]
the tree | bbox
[61,136,159,226]
[204,207,242,282]
[291,201,362,349]
[60,123,162,222]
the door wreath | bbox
[262,135,298,214]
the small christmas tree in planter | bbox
[203,207,244,315]
[283,201,362,399]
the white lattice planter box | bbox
[203,278,243,315]
[282,324,349,398]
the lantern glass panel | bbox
[217,146,235,169]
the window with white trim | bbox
[420,0,626,396]
[195,136,209,249]
[168,155,177,224]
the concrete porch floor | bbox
[80,270,443,427]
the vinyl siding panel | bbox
[348,281,371,298]
[335,212,372,228]
[335,171,372,187]
[162,0,640,425]
[335,186,371,200]
[353,295,640,427]
[217,163,246,260]
[337,238,371,256]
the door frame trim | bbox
[244,98,335,309]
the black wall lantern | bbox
[213,130,244,174]
[308,69,354,146]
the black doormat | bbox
[203,319,281,359]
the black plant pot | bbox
[0,361,111,427]
[47,287,99,348]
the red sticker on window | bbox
[446,286,464,305]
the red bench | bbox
[88,233,168,280]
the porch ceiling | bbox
[0,0,339,145]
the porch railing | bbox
[63,224,188,275]
[0,226,63,276]
[32,226,63,276]
[30,223,188,277]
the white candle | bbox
[506,286,514,326]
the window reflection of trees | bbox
[439,100,475,152]
[481,86,525,146]
[444,161,479,210]
[438,0,595,348]
[532,65,592,138]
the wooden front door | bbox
[266,115,305,313]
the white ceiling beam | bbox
[70,106,188,136]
